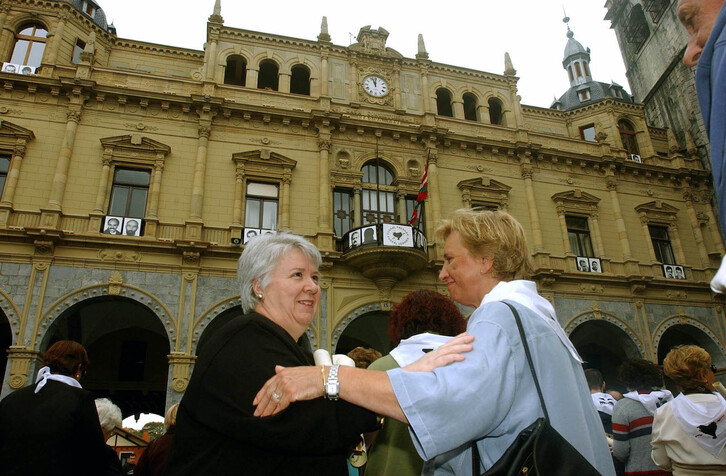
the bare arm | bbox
[253,333,474,422]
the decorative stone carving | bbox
[108,271,123,295]
[168,353,197,393]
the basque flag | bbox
[409,155,429,225]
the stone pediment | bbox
[551,190,601,205]
[232,149,296,180]
[0,120,35,141]
[100,135,171,156]
[635,200,679,223]
[458,177,512,193]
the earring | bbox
[258,294,263,300]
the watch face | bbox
[363,76,388,97]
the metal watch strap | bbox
[325,364,340,400]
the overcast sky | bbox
[98,0,633,109]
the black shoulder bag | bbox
[472,301,601,476]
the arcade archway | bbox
[43,296,169,418]
[335,310,390,356]
[0,309,10,384]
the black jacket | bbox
[164,312,378,475]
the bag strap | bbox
[502,301,550,421]
[471,301,550,474]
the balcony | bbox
[340,223,429,291]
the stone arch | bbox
[0,288,22,344]
[652,315,726,362]
[39,283,176,349]
[331,301,386,352]
[193,296,319,354]
[564,310,645,358]
[355,153,404,179]
[250,51,286,70]
[280,57,320,78]
[8,15,50,34]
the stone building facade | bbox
[0,0,723,416]
[604,0,710,169]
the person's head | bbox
[4,64,15,73]
[607,389,623,400]
[164,403,179,432]
[127,454,136,464]
[591,261,599,271]
[42,340,89,379]
[585,368,606,393]
[124,219,138,235]
[21,66,32,74]
[95,398,122,441]
[106,218,119,231]
[617,358,664,391]
[247,229,257,238]
[678,0,726,66]
[238,232,322,339]
[663,344,716,392]
[666,267,674,277]
[388,289,467,346]
[435,209,533,307]
[347,347,382,369]
[675,267,685,278]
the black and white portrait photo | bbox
[588,258,602,273]
[577,257,590,272]
[102,216,123,235]
[674,265,686,280]
[663,265,675,279]
[362,226,377,244]
[2,63,17,73]
[349,230,361,248]
[123,218,141,236]
[244,228,260,244]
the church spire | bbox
[416,34,429,60]
[561,15,592,87]
[318,16,331,42]
[209,0,223,23]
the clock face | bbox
[363,76,389,97]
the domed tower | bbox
[67,0,116,33]
[551,16,631,111]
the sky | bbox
[97,0,631,109]
[123,412,163,430]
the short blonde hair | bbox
[663,345,712,391]
[164,403,179,431]
[435,209,533,280]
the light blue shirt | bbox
[388,293,615,475]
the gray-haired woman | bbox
[164,233,380,475]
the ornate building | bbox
[0,0,722,416]
[604,0,709,170]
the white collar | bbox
[389,333,453,367]
[34,366,82,394]
[670,393,726,457]
[480,280,582,362]
[623,389,673,415]
[591,392,617,415]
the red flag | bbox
[409,159,429,225]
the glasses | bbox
[711,365,718,373]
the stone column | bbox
[44,10,68,67]
[684,192,710,267]
[590,213,605,257]
[147,158,165,219]
[0,4,13,65]
[233,167,244,225]
[246,68,259,88]
[669,222,687,264]
[397,191,407,223]
[320,53,329,96]
[281,172,292,230]
[607,177,632,259]
[420,67,430,113]
[353,187,362,227]
[205,30,219,81]
[349,58,358,101]
[91,154,113,214]
[0,140,28,207]
[279,72,291,93]
[189,126,210,221]
[393,64,402,110]
[46,108,82,216]
[705,201,726,254]
[640,214,658,262]
[522,165,544,250]
[452,100,464,119]
[479,104,491,124]
[426,148,442,232]
[317,123,333,244]
[555,205,571,255]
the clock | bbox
[363,76,389,97]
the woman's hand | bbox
[253,365,323,417]
[403,332,474,372]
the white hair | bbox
[95,398,122,434]
[237,232,322,313]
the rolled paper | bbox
[332,354,356,367]
[313,349,332,366]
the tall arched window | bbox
[290,64,310,95]
[463,93,478,121]
[224,55,247,86]
[625,4,650,52]
[361,161,396,225]
[488,98,504,125]
[435,88,453,117]
[10,23,47,67]
[257,60,279,91]
[618,119,640,156]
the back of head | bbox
[95,398,122,435]
[43,340,89,376]
[389,289,466,346]
[585,368,605,392]
[164,403,179,432]
[618,358,664,391]
[663,345,712,392]
[347,347,382,369]
[435,208,533,280]
[237,232,322,313]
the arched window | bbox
[290,64,310,95]
[624,5,650,52]
[618,119,640,156]
[361,161,396,224]
[10,23,47,67]
[488,98,504,125]
[257,60,279,91]
[224,55,247,86]
[435,88,453,117]
[463,93,478,121]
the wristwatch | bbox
[325,364,340,400]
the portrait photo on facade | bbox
[102,216,123,235]
[122,218,141,236]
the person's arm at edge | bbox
[650,408,673,471]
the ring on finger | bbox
[272,392,281,402]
